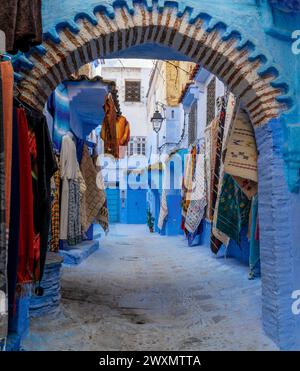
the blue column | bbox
[255,118,300,350]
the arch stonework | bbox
[16,3,285,127]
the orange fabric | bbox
[101,93,131,159]
[116,115,130,159]
[1,61,14,229]
[101,93,118,157]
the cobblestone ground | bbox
[24,224,278,351]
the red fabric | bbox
[17,109,35,284]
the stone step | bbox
[59,240,100,266]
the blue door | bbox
[106,188,120,223]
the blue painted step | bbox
[59,240,100,265]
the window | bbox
[128,137,146,156]
[125,81,141,102]
[206,77,216,126]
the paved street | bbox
[24,224,278,351]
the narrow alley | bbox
[24,224,277,351]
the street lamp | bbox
[151,109,164,133]
[151,102,166,154]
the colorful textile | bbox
[100,93,118,158]
[60,133,78,240]
[33,116,58,284]
[249,195,260,279]
[7,106,20,318]
[80,144,109,233]
[204,124,212,221]
[232,176,258,199]
[0,0,43,54]
[116,115,131,159]
[182,146,197,222]
[158,190,168,230]
[216,174,251,246]
[210,98,227,254]
[67,180,82,246]
[185,153,207,234]
[0,63,8,345]
[1,61,13,232]
[28,124,40,281]
[212,94,236,246]
[224,106,258,196]
[50,157,60,252]
[17,109,35,285]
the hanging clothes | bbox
[27,121,41,282]
[1,61,13,234]
[7,106,20,318]
[116,115,131,159]
[67,180,82,246]
[0,62,8,347]
[50,156,61,253]
[60,133,78,241]
[17,108,35,286]
[31,114,57,286]
[0,0,43,54]
[100,93,118,158]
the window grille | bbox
[125,81,141,102]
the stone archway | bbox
[15,3,286,128]
[13,1,300,350]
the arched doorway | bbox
[13,1,300,350]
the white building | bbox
[92,59,153,158]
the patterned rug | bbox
[212,93,236,246]
[80,144,109,233]
[185,152,207,234]
[157,189,168,230]
[224,106,258,186]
